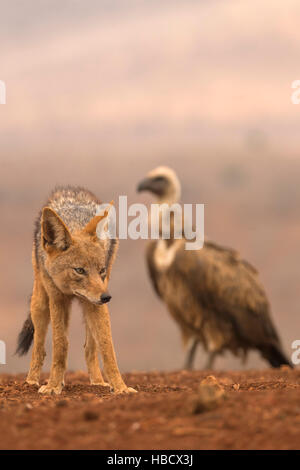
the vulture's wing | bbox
[170,240,281,348]
[146,238,290,366]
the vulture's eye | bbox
[74,267,86,275]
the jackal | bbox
[16,186,136,395]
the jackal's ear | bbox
[41,207,72,252]
[83,201,114,239]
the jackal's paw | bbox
[112,386,137,395]
[38,383,63,395]
[90,380,110,387]
[26,379,39,387]
[124,387,138,394]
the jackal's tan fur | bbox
[17,186,136,395]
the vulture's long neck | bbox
[149,185,183,246]
[149,184,183,270]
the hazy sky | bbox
[1,0,300,155]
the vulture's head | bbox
[137,166,181,204]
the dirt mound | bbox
[0,369,300,450]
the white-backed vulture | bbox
[137,166,292,369]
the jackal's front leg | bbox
[39,295,70,395]
[84,303,136,394]
[84,324,109,386]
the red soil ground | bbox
[0,369,300,450]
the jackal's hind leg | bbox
[84,324,109,386]
[26,280,50,386]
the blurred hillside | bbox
[0,0,300,373]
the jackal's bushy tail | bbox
[16,314,34,356]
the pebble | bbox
[131,422,141,431]
[56,399,68,407]
[83,410,99,421]
[24,403,33,411]
[186,375,226,414]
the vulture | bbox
[137,166,292,369]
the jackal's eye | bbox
[99,267,106,279]
[74,267,86,275]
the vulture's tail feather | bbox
[263,344,293,368]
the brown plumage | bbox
[137,166,292,369]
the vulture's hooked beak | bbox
[137,176,168,197]
[137,177,153,193]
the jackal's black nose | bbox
[101,293,111,304]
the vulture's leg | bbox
[205,351,217,370]
[184,338,199,370]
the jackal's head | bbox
[41,205,114,305]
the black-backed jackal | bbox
[17,186,136,395]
